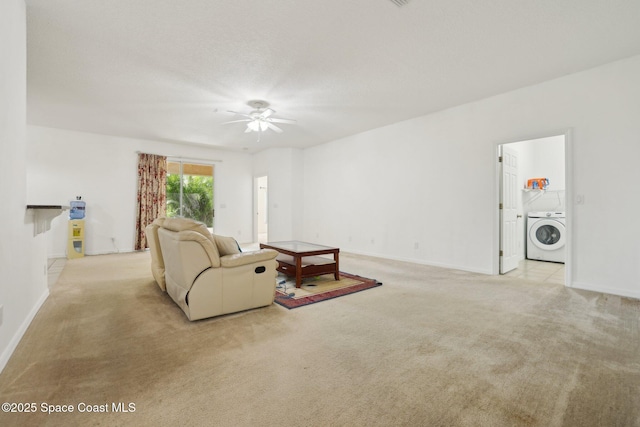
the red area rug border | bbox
[274,272,382,309]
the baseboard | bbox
[0,288,50,374]
[49,249,137,259]
[85,249,136,256]
[344,249,494,275]
[569,281,640,301]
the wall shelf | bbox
[27,205,69,236]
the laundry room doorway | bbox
[497,133,569,285]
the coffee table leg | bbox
[295,256,302,288]
[334,251,340,281]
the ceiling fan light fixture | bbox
[224,99,295,140]
[246,119,269,132]
[247,120,260,132]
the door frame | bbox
[493,128,573,287]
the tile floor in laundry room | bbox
[504,258,565,284]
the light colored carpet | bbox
[1,251,639,427]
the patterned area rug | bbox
[274,272,382,309]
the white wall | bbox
[0,0,50,372]
[252,147,304,241]
[529,144,566,214]
[513,135,565,190]
[301,54,640,299]
[27,126,255,255]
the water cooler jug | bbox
[69,196,86,219]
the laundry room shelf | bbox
[522,189,545,205]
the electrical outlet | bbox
[414,242,420,250]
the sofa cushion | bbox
[160,217,221,266]
[163,217,214,241]
[214,235,242,256]
[220,249,278,268]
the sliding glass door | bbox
[166,161,214,228]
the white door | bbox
[256,176,268,243]
[500,146,519,273]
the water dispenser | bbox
[68,196,86,259]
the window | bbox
[166,161,214,228]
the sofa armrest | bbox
[220,249,278,268]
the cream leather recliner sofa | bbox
[146,217,167,290]
[146,217,279,321]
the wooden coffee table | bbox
[259,241,340,288]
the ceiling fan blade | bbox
[244,126,252,133]
[227,110,252,118]
[269,117,296,124]
[222,119,251,124]
[266,123,283,133]
[260,108,274,118]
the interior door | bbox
[500,145,519,273]
[254,175,268,243]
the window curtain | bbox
[135,153,167,250]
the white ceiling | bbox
[26,0,640,153]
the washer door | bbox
[529,219,566,251]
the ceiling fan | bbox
[224,100,296,141]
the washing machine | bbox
[527,212,566,263]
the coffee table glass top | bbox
[262,241,337,253]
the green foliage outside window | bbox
[166,173,214,227]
